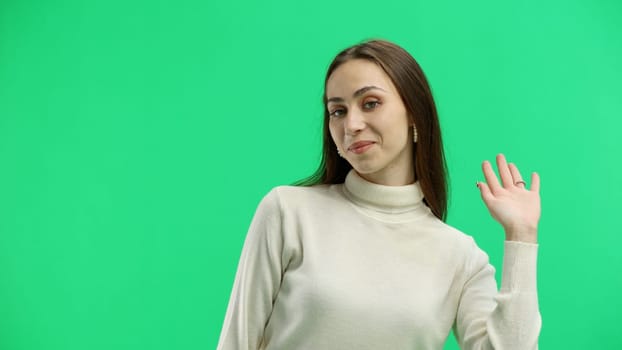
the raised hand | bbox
[476,154,541,243]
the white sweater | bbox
[217,170,541,350]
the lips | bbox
[348,141,375,154]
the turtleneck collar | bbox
[342,169,429,222]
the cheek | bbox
[383,118,410,147]
[328,122,342,142]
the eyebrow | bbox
[326,85,387,104]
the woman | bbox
[217,39,541,350]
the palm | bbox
[477,154,541,237]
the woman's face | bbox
[326,59,415,186]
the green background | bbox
[1,0,621,349]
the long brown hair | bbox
[295,39,448,221]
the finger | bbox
[508,162,526,188]
[496,154,514,188]
[531,172,540,193]
[482,160,502,194]
[476,181,494,203]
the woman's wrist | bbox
[504,225,538,244]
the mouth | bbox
[348,141,375,154]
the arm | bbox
[454,154,542,349]
[217,189,285,350]
[453,240,541,350]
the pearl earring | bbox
[413,125,418,143]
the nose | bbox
[344,107,365,135]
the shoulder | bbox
[422,216,489,263]
[250,184,345,242]
[423,215,477,245]
[261,184,345,211]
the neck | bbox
[342,169,428,222]
[356,168,415,186]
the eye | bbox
[329,108,346,118]
[363,100,381,110]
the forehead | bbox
[325,59,397,99]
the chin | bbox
[350,162,382,176]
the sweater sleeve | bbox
[217,189,285,350]
[453,240,541,350]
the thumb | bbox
[477,181,494,205]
